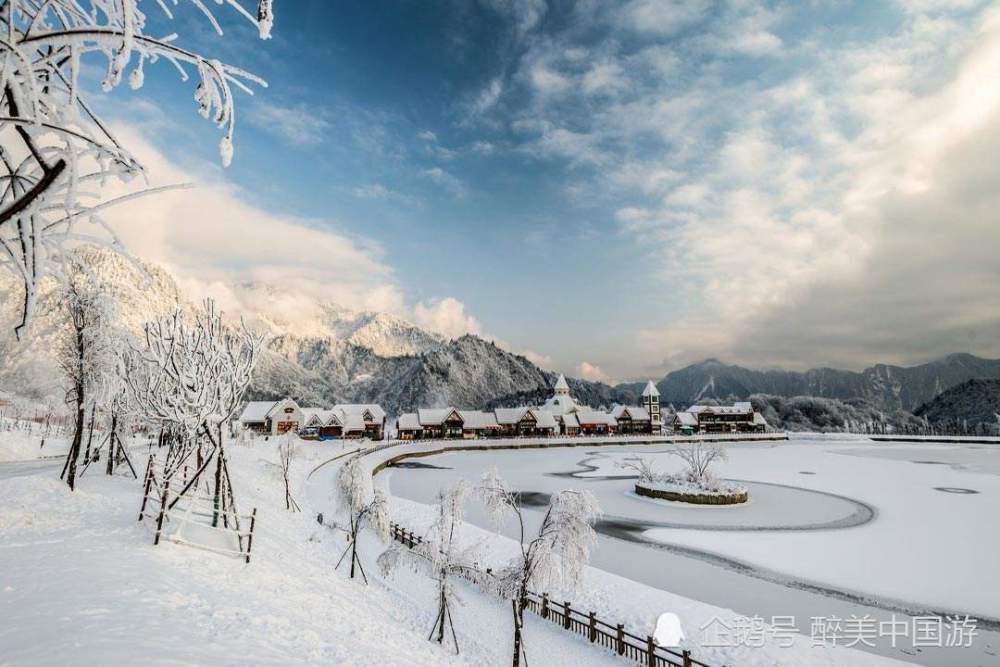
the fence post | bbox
[588,612,596,642]
[616,624,625,655]
[153,479,170,546]
[563,601,571,630]
[683,649,692,667]
[541,593,549,619]
[646,636,656,667]
[245,507,257,564]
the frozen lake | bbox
[384,437,1000,666]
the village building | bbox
[459,410,501,439]
[672,402,767,434]
[576,411,617,435]
[416,408,465,439]
[237,398,386,439]
[610,405,652,434]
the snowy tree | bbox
[616,457,665,484]
[477,468,599,667]
[125,299,262,523]
[276,434,299,511]
[336,455,389,584]
[669,440,727,483]
[57,260,118,490]
[0,0,274,339]
[379,481,474,652]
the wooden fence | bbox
[138,452,258,563]
[388,523,722,667]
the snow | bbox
[0,436,637,666]
[378,436,999,666]
[7,430,991,665]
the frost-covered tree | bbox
[0,0,274,339]
[125,299,262,523]
[379,481,474,652]
[478,469,599,667]
[57,262,118,490]
[669,440,726,483]
[336,455,389,584]
[276,434,299,511]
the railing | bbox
[387,523,721,667]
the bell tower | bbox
[642,380,661,432]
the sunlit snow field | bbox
[385,436,1000,667]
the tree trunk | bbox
[83,403,96,464]
[63,382,84,491]
[212,448,224,527]
[105,413,118,475]
[436,581,447,644]
[511,597,524,667]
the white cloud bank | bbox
[494,1,1000,374]
[96,127,503,349]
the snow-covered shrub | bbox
[478,468,599,667]
[378,481,475,652]
[336,455,389,583]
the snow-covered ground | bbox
[4,432,992,666]
[382,436,1000,666]
[0,420,72,463]
[0,437,645,666]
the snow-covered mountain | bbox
[645,355,1000,412]
[226,282,443,357]
[0,248,600,414]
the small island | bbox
[624,442,749,506]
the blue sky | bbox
[103,0,1000,381]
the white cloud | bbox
[417,130,438,141]
[421,167,467,197]
[352,183,392,199]
[575,361,610,383]
[469,77,504,116]
[246,103,332,146]
[101,126,406,319]
[412,297,483,339]
[619,0,710,36]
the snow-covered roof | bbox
[562,413,580,428]
[418,408,462,426]
[612,405,651,421]
[239,401,276,423]
[323,410,342,427]
[341,412,366,432]
[554,374,570,392]
[541,394,580,415]
[265,398,302,419]
[396,413,422,431]
[687,404,753,416]
[334,404,386,423]
[300,408,326,426]
[642,380,660,398]
[459,411,499,430]
[752,412,767,426]
[533,410,558,430]
[577,411,617,426]
[494,407,532,424]
[675,412,698,426]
